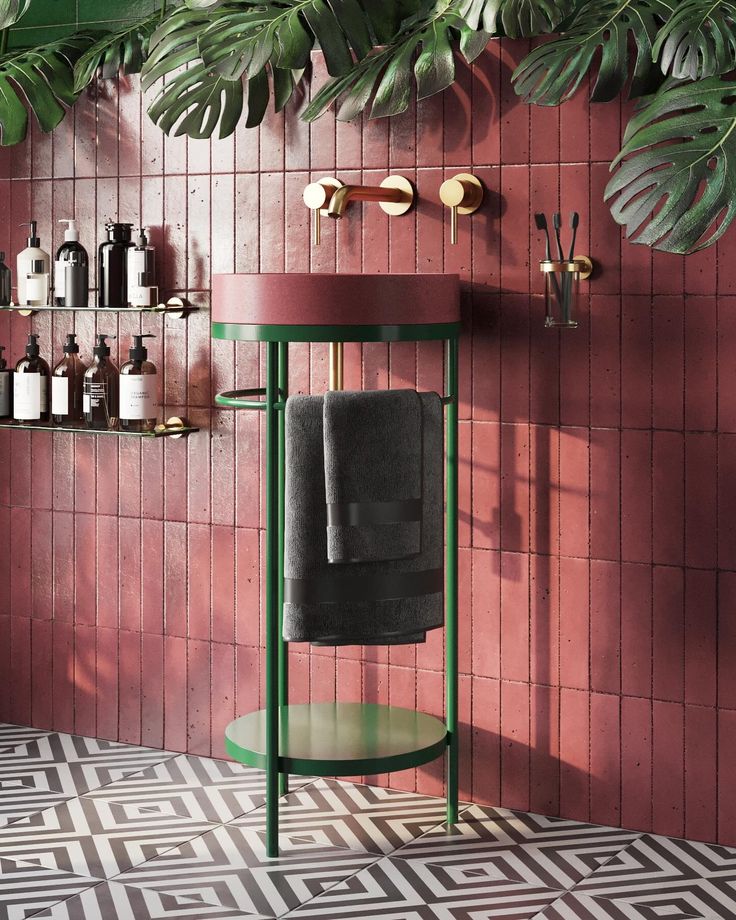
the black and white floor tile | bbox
[84,754,313,825]
[235,778,449,855]
[0,723,734,920]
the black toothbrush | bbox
[552,212,564,261]
[569,211,579,260]
[534,212,552,260]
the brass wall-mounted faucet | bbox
[303,175,415,244]
[439,174,484,245]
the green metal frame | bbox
[213,321,460,858]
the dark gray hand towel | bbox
[323,389,422,563]
[283,391,444,646]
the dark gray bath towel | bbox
[283,392,444,646]
[323,389,423,564]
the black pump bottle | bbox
[98,222,133,308]
[0,345,11,418]
[0,252,11,307]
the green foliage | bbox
[513,0,674,105]
[305,1,490,122]
[0,33,94,145]
[0,0,30,31]
[73,10,162,93]
[461,0,574,37]
[606,77,736,252]
[653,0,736,80]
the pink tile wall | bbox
[0,44,734,845]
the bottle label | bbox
[14,372,42,420]
[120,374,157,420]
[25,274,48,306]
[54,260,66,299]
[83,379,106,414]
[51,376,69,416]
[0,372,9,416]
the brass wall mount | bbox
[439,173,484,245]
[540,256,594,328]
[302,176,344,245]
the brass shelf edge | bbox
[0,296,202,318]
[0,416,199,438]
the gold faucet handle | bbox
[439,173,484,245]
[303,176,343,245]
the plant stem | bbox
[159,0,167,24]
[0,29,8,57]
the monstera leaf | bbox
[142,3,301,137]
[305,1,490,122]
[73,10,162,93]
[605,77,736,252]
[0,0,30,30]
[513,0,674,105]
[196,0,386,81]
[460,0,574,37]
[653,0,736,80]
[0,34,94,145]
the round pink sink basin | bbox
[212,273,460,328]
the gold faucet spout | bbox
[327,184,405,219]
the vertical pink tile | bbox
[118,630,141,745]
[141,633,164,749]
[685,704,717,842]
[653,566,684,703]
[559,557,589,691]
[500,680,530,812]
[164,635,188,753]
[530,683,560,816]
[559,687,590,823]
[590,692,621,828]
[684,433,717,570]
[621,563,652,698]
[621,696,652,832]
[653,700,684,839]
[590,559,620,695]
[684,570,717,707]
[621,429,652,564]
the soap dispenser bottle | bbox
[0,253,11,307]
[17,221,50,306]
[0,346,11,418]
[55,219,88,308]
[52,334,86,426]
[84,334,118,429]
[98,222,133,308]
[127,229,156,307]
[120,333,157,432]
[14,333,50,423]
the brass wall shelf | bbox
[0,297,197,319]
[0,416,197,438]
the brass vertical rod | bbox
[329,342,344,391]
[313,209,321,246]
[450,206,458,246]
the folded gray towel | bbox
[283,392,444,646]
[323,389,422,563]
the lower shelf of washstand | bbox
[225,702,448,776]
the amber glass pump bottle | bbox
[14,333,49,423]
[120,333,157,432]
[83,334,118,429]
[52,333,86,425]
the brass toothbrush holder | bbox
[540,256,593,328]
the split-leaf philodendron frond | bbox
[2,0,736,254]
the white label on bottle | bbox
[25,274,48,306]
[120,374,157,420]
[14,372,41,420]
[83,379,106,415]
[54,260,65,299]
[0,372,9,416]
[51,376,69,416]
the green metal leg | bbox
[265,342,280,857]
[277,342,289,797]
[445,336,459,825]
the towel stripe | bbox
[326,498,422,526]
[284,568,443,605]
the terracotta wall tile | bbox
[1,52,733,846]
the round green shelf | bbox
[225,702,448,776]
[211,321,461,344]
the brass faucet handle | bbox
[439,173,484,245]
[303,176,343,245]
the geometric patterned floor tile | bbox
[570,834,736,919]
[84,754,311,825]
[532,890,704,919]
[391,804,640,891]
[234,779,448,855]
[282,855,564,918]
[0,733,176,800]
[28,880,275,919]
[0,856,99,920]
[0,724,53,756]
[0,795,217,879]
[116,822,377,917]
[0,775,71,828]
